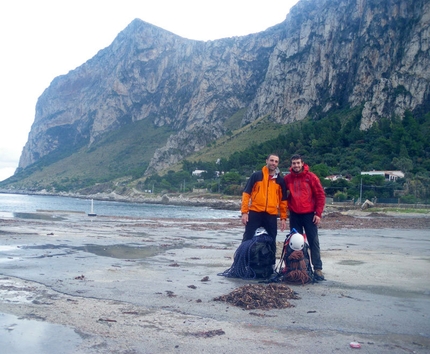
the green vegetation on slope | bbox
[189,115,292,165]
[3,119,172,191]
[144,108,430,203]
[2,106,429,205]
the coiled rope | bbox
[218,234,274,280]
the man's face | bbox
[266,155,279,172]
[291,159,304,173]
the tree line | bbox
[140,109,430,204]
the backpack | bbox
[218,230,276,280]
[248,235,276,279]
[279,230,313,284]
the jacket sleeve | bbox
[278,176,288,220]
[280,199,288,220]
[241,192,251,214]
[241,175,255,214]
[312,174,326,217]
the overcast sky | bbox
[0,0,299,182]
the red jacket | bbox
[241,166,288,219]
[284,164,325,217]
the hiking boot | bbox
[314,269,325,280]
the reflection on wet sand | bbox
[0,212,429,353]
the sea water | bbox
[0,193,238,219]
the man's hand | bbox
[241,213,248,225]
[313,215,321,225]
[280,219,287,232]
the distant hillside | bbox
[2,114,289,191]
[2,0,429,193]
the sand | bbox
[0,210,429,353]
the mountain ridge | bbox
[8,0,430,190]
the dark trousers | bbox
[289,210,323,270]
[242,211,278,266]
[243,211,277,248]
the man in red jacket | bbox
[284,154,326,280]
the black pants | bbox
[289,210,323,270]
[242,211,277,250]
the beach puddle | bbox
[0,312,82,353]
[76,244,177,259]
[12,212,66,221]
[355,284,430,299]
[337,260,365,266]
[21,243,184,260]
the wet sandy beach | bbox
[0,210,429,353]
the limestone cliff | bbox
[18,0,430,176]
[246,0,430,131]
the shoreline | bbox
[3,189,430,213]
[0,189,242,210]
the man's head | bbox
[290,154,304,173]
[266,154,280,174]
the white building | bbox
[361,170,404,181]
[192,169,207,177]
[325,175,344,181]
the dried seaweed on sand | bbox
[214,283,300,310]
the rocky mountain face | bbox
[18,0,430,176]
[246,0,430,130]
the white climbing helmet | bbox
[254,227,268,237]
[289,232,304,250]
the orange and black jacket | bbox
[241,166,288,220]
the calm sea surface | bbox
[0,193,238,219]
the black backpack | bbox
[248,235,276,279]
[279,230,313,284]
[218,232,275,280]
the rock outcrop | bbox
[18,0,430,176]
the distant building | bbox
[325,175,344,181]
[325,175,352,181]
[192,169,207,177]
[361,170,404,181]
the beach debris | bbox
[350,341,361,349]
[98,318,117,323]
[367,212,388,217]
[188,329,225,338]
[249,312,277,317]
[169,262,180,267]
[214,283,300,310]
[166,290,176,297]
[326,212,344,218]
[74,275,85,280]
[361,199,374,210]
[188,285,197,289]
[200,276,209,282]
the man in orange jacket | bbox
[241,154,288,244]
[284,154,326,280]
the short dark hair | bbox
[267,153,279,160]
[290,154,303,162]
